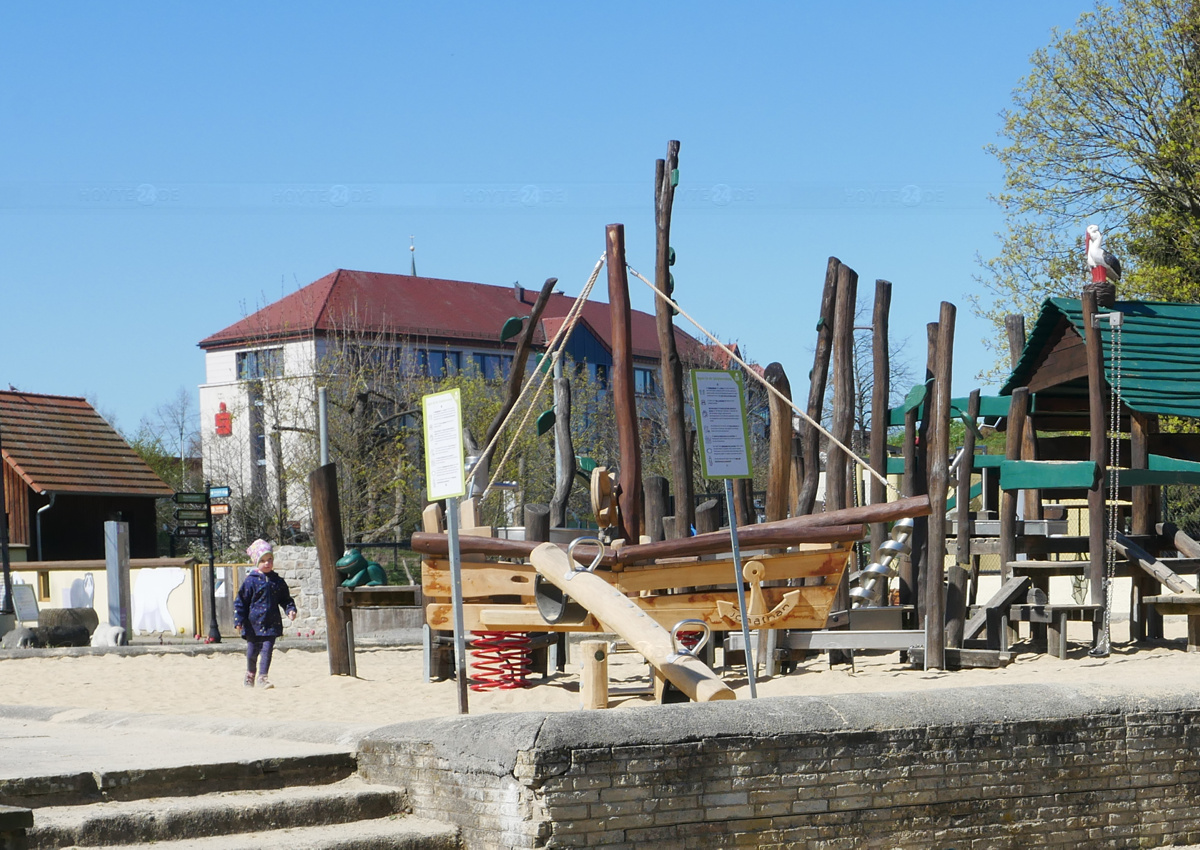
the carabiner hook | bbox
[669,619,711,660]
[564,537,605,580]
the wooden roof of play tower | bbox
[1001,297,1200,420]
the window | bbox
[236,348,284,381]
[634,367,656,396]
[418,349,461,377]
[592,363,609,389]
[473,353,513,382]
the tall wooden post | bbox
[310,462,352,676]
[826,262,858,512]
[869,280,892,553]
[925,302,955,671]
[764,362,793,523]
[1131,411,1162,641]
[550,358,574,528]
[899,407,918,606]
[910,324,936,620]
[654,141,693,538]
[607,224,642,542]
[798,258,840,515]
[955,389,981,567]
[1082,290,1107,607]
[1006,314,1042,521]
[1000,387,1029,583]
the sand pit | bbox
[3,619,1200,725]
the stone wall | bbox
[271,545,423,639]
[357,683,1200,849]
[273,545,326,637]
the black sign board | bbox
[175,527,208,538]
[174,509,209,522]
[173,492,208,505]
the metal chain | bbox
[1096,312,1123,656]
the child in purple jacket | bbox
[233,539,297,689]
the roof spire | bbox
[409,236,417,277]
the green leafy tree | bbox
[977,0,1200,373]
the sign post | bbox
[691,369,758,698]
[174,485,231,643]
[422,388,469,715]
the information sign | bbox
[208,485,231,499]
[422,389,466,501]
[691,369,754,480]
[209,503,230,517]
[173,492,208,505]
[175,527,207,538]
[174,509,209,522]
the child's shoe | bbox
[257,675,274,690]
[243,671,255,688]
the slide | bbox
[529,542,735,702]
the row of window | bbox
[237,345,657,393]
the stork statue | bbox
[1085,223,1120,307]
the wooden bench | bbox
[1144,594,1200,652]
[1008,603,1102,658]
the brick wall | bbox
[357,683,1200,849]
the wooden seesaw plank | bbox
[529,542,735,702]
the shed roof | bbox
[0,391,174,497]
[1001,297,1200,419]
[198,269,703,362]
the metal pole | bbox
[318,387,330,466]
[446,495,470,714]
[724,478,757,698]
[205,483,221,643]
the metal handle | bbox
[669,619,711,658]
[565,537,605,580]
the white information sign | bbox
[11,583,40,623]
[691,369,753,480]
[422,389,466,501]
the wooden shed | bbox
[0,391,173,561]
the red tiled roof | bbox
[198,269,703,362]
[0,391,174,497]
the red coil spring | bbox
[469,631,532,691]
[675,628,702,652]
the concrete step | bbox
[49,813,458,850]
[28,778,408,849]
[3,751,358,808]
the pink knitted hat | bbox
[247,539,273,567]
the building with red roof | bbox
[197,269,703,532]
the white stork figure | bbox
[1084,223,1120,307]
[1086,224,1122,283]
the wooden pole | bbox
[826,262,857,513]
[550,358,574,529]
[1006,314,1042,521]
[869,279,892,553]
[955,390,981,567]
[899,406,918,606]
[580,639,609,709]
[798,258,840,515]
[1082,290,1107,608]
[309,462,352,676]
[479,277,559,479]
[925,302,955,671]
[606,224,642,543]
[643,476,670,543]
[654,141,693,539]
[524,504,550,543]
[1000,387,1030,583]
[695,498,719,535]
[910,324,936,620]
[764,362,793,523]
[1131,407,1162,640]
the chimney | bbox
[514,281,524,303]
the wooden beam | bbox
[1082,290,1107,606]
[1111,533,1195,594]
[653,141,693,538]
[1000,387,1029,584]
[826,262,857,512]
[530,542,734,702]
[797,258,839,516]
[764,362,793,523]
[309,462,351,676]
[606,223,642,542]
[955,390,981,566]
[925,302,955,670]
[1158,522,1200,559]
[869,279,892,554]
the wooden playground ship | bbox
[307,148,1200,702]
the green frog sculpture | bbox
[335,548,388,588]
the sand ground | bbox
[2,619,1199,723]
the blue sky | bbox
[0,2,1088,437]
